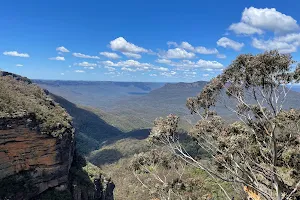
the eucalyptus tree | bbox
[148,51,300,200]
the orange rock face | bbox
[0,116,74,200]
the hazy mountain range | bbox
[35,80,300,131]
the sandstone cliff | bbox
[0,72,75,200]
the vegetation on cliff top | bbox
[147,50,300,199]
[0,72,73,138]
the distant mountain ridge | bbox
[162,81,208,89]
[34,79,165,91]
[35,79,300,135]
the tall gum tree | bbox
[148,51,300,200]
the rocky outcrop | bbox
[0,72,75,200]
[68,153,115,200]
[0,71,115,200]
[0,115,74,200]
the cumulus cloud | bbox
[161,71,177,77]
[252,38,297,53]
[194,46,218,54]
[153,67,168,71]
[101,59,168,72]
[276,33,300,44]
[100,52,121,59]
[157,59,223,70]
[156,59,172,64]
[56,46,70,53]
[75,61,97,67]
[16,64,23,67]
[110,37,149,53]
[250,33,300,53]
[229,7,299,35]
[121,67,137,72]
[75,70,85,73]
[159,48,195,59]
[73,53,100,59]
[122,52,142,59]
[104,66,116,71]
[217,37,244,51]
[3,51,30,58]
[167,41,178,48]
[166,41,218,54]
[180,42,194,51]
[49,56,65,61]
[183,71,197,77]
[229,22,264,35]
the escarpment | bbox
[0,72,75,200]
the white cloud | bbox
[161,71,177,77]
[196,60,224,68]
[104,66,116,71]
[3,51,30,58]
[275,33,300,44]
[217,37,244,51]
[159,59,223,70]
[122,52,141,59]
[229,22,264,35]
[150,74,157,77]
[229,7,299,35]
[110,37,149,53]
[99,52,121,59]
[61,73,65,75]
[180,42,194,51]
[101,59,168,72]
[203,74,209,77]
[75,61,97,67]
[194,46,218,54]
[160,48,195,59]
[252,38,297,53]
[121,67,137,72]
[73,52,100,59]
[156,59,172,64]
[167,41,178,48]
[56,46,70,53]
[216,54,226,59]
[250,33,300,53]
[184,71,197,75]
[16,64,23,67]
[166,41,218,54]
[153,67,169,71]
[85,67,95,70]
[49,56,65,61]
[75,70,85,73]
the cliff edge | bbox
[0,72,75,200]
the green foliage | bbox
[0,74,73,138]
[70,153,102,186]
[88,138,150,165]
[148,51,300,199]
[128,148,241,200]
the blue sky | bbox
[1,0,300,82]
